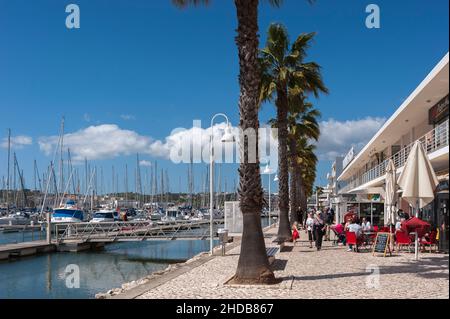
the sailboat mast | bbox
[125,164,128,202]
[154,161,158,203]
[150,165,154,207]
[160,168,164,207]
[112,165,115,197]
[6,128,11,210]
[59,117,65,199]
[85,158,88,194]
[165,169,169,204]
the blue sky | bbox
[0,0,448,195]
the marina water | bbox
[0,217,271,298]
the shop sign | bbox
[342,147,355,169]
[429,94,449,124]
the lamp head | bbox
[221,124,235,143]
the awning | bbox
[346,186,386,197]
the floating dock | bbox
[0,240,55,260]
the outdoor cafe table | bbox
[362,231,377,245]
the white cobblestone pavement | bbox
[120,226,448,299]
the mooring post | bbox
[46,211,51,244]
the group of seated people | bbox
[330,210,437,252]
[331,217,374,251]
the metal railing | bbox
[54,219,224,243]
[340,119,449,194]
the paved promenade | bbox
[103,226,449,299]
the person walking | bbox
[305,212,315,248]
[324,208,334,241]
[296,207,304,227]
[313,211,326,251]
[292,222,300,246]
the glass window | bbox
[421,201,435,227]
[372,203,384,227]
[359,203,384,226]
[360,203,371,222]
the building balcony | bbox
[339,119,449,194]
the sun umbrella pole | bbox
[415,200,419,261]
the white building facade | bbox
[336,53,449,250]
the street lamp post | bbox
[273,174,279,224]
[263,164,273,226]
[210,113,234,255]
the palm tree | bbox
[259,23,328,242]
[295,137,318,211]
[172,0,285,285]
[269,94,320,223]
[287,96,320,223]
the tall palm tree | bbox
[287,96,320,223]
[172,0,284,284]
[295,137,318,211]
[269,94,320,223]
[259,23,328,242]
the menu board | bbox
[372,232,392,257]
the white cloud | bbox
[38,122,279,166]
[1,135,33,149]
[120,114,136,121]
[139,160,152,167]
[38,124,170,162]
[316,117,386,161]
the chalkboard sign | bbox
[372,232,392,257]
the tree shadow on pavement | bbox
[291,255,448,281]
[271,259,288,271]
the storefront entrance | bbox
[436,190,449,253]
[360,203,385,226]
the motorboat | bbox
[0,211,33,226]
[89,210,116,223]
[51,200,86,224]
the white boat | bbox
[0,211,32,226]
[90,210,116,223]
[51,200,86,224]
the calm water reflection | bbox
[0,217,271,298]
[0,240,213,299]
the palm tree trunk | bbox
[289,139,298,224]
[299,173,307,211]
[231,0,277,285]
[294,163,303,221]
[276,83,292,242]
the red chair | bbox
[396,231,413,252]
[420,231,438,253]
[380,227,390,232]
[373,226,379,232]
[346,232,364,252]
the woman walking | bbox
[305,212,315,248]
[313,211,326,251]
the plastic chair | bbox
[420,231,438,253]
[346,232,364,252]
[331,227,345,246]
[396,231,413,252]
